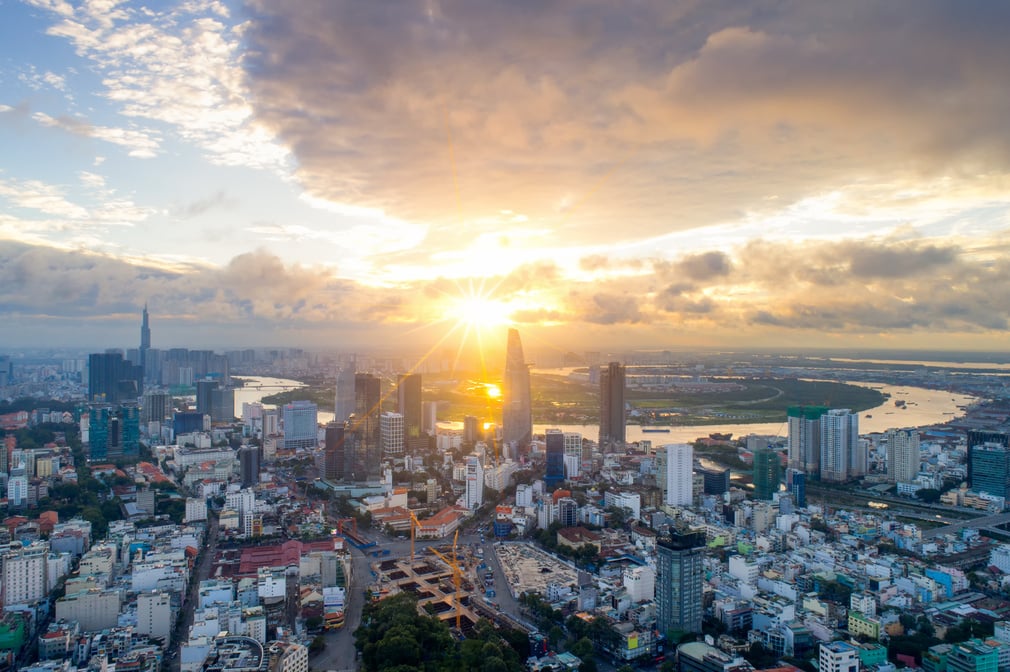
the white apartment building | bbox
[186,497,208,523]
[464,456,484,510]
[381,412,404,455]
[137,590,173,641]
[3,541,49,605]
[623,565,655,603]
[665,443,694,507]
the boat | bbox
[642,428,671,433]
[865,414,872,418]
[709,432,733,441]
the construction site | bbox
[366,530,484,635]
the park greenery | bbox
[354,592,527,672]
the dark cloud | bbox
[675,251,732,281]
[586,293,643,324]
[242,1,1010,245]
[843,242,957,278]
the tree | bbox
[309,636,326,653]
[916,489,942,504]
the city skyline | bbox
[3,2,1010,352]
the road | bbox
[171,511,219,672]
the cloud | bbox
[30,111,161,158]
[239,1,1010,249]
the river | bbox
[234,375,976,442]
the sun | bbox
[445,287,514,328]
[484,383,501,399]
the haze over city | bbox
[1,1,1010,351]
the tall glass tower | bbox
[599,362,626,451]
[502,328,532,453]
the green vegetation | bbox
[354,593,526,672]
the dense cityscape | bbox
[4,2,1010,672]
[2,310,1010,672]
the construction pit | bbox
[368,547,480,634]
[493,542,580,598]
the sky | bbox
[2,0,1010,355]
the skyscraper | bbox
[599,362,626,451]
[752,447,782,500]
[656,530,705,637]
[886,429,921,484]
[464,455,484,509]
[544,429,565,489]
[88,352,143,404]
[665,443,693,506]
[396,373,423,453]
[324,422,346,481]
[352,373,382,477]
[502,328,532,453]
[787,406,828,476]
[139,304,152,388]
[334,365,355,423]
[968,430,1010,499]
[239,445,260,488]
[380,411,404,456]
[819,409,859,483]
[282,401,318,450]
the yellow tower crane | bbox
[429,530,463,631]
[409,511,423,572]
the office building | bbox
[887,429,921,484]
[752,447,781,500]
[463,415,481,444]
[89,404,140,462]
[820,409,859,482]
[656,530,705,636]
[334,365,356,423]
[239,445,260,488]
[352,373,381,477]
[665,443,693,507]
[544,429,565,489]
[396,373,423,452]
[282,401,318,450]
[323,422,346,481]
[787,406,827,476]
[558,497,578,527]
[502,328,532,453]
[380,412,404,456]
[88,352,143,403]
[464,456,484,510]
[196,379,234,423]
[698,466,730,496]
[788,469,807,508]
[968,431,1010,499]
[599,362,626,451]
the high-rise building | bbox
[463,415,481,444]
[352,373,381,477]
[89,404,140,461]
[697,465,730,496]
[656,530,705,637]
[557,497,578,527]
[334,365,356,423]
[563,432,583,479]
[502,328,532,454]
[820,409,859,482]
[665,443,693,507]
[88,352,143,404]
[752,447,782,500]
[141,391,171,424]
[381,412,404,456]
[464,456,484,510]
[239,445,260,488]
[886,429,921,484]
[599,362,626,451]
[282,401,318,450]
[396,373,423,452]
[968,430,1010,499]
[544,429,565,489]
[787,406,828,476]
[324,422,346,481]
[788,469,807,508]
[140,304,151,351]
[136,590,172,641]
[3,541,48,605]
